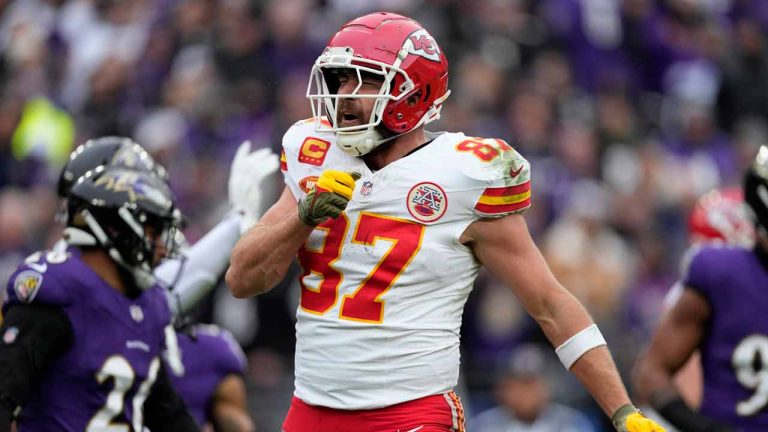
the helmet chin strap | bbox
[335,90,451,157]
[337,128,388,156]
[63,227,98,246]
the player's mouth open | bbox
[339,112,361,127]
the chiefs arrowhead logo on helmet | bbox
[405,29,441,62]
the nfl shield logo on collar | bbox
[361,180,373,196]
[130,305,144,322]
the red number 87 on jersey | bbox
[456,138,512,162]
[298,212,425,323]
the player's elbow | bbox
[530,285,583,335]
[225,265,250,298]
[227,249,258,298]
[226,248,277,298]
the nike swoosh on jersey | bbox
[401,426,424,432]
[27,262,47,273]
[509,165,524,178]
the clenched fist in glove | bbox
[298,170,359,226]
[612,404,666,432]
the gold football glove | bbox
[298,170,359,226]
[612,404,666,432]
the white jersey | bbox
[281,119,531,409]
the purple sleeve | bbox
[185,325,247,378]
[5,264,72,309]
[214,329,247,376]
[681,247,715,300]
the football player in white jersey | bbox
[226,12,665,432]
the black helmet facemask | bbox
[64,167,184,291]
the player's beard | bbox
[374,122,396,141]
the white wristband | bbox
[555,324,607,369]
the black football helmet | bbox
[744,145,768,235]
[58,136,168,198]
[64,166,184,290]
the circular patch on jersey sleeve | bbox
[13,270,43,303]
[299,176,319,193]
[406,182,448,223]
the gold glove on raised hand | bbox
[298,170,359,226]
[612,404,666,432]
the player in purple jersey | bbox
[56,136,279,316]
[167,324,253,432]
[634,145,768,431]
[55,136,262,431]
[0,166,199,431]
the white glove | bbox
[228,141,280,233]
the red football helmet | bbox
[306,12,450,156]
[688,187,754,247]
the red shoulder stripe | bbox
[480,181,530,197]
[474,198,531,214]
[280,149,288,172]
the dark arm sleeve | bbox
[653,395,735,432]
[0,304,74,431]
[144,362,200,432]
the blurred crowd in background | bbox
[1,0,767,430]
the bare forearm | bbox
[570,346,631,416]
[539,291,630,416]
[634,288,709,405]
[226,208,312,297]
[535,288,594,345]
[211,376,254,432]
[467,216,651,427]
[634,350,676,404]
[213,405,255,432]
